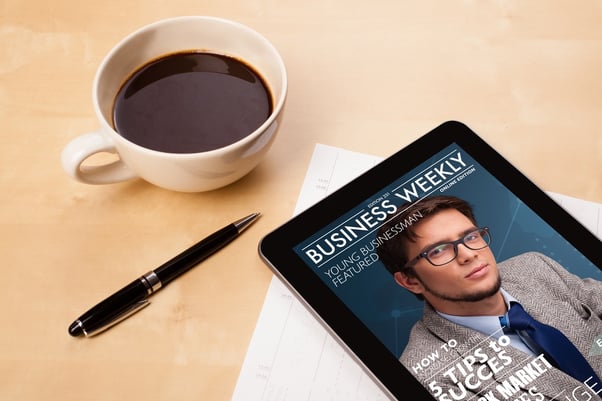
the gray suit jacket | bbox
[401,252,602,400]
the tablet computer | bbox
[259,121,602,400]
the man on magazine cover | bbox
[377,195,602,401]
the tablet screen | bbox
[260,121,602,400]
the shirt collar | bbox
[437,288,515,339]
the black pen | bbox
[68,213,260,337]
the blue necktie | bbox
[507,302,601,387]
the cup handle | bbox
[61,131,138,185]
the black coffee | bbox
[112,51,272,153]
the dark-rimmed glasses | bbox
[406,227,491,267]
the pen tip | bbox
[234,213,261,232]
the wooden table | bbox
[1,1,600,400]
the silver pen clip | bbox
[83,300,150,337]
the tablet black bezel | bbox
[258,120,602,400]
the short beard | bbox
[416,272,502,303]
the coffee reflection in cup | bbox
[113,51,273,154]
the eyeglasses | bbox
[406,227,491,267]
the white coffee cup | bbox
[61,16,287,192]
